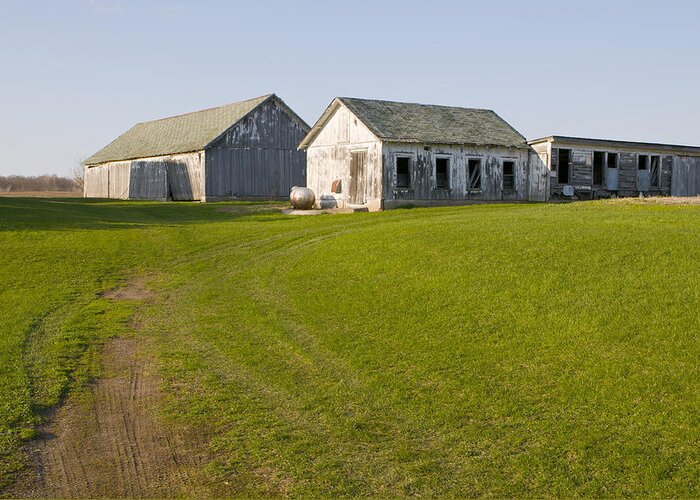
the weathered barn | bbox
[83,94,309,201]
[529,136,700,199]
[298,97,545,211]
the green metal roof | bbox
[301,97,526,149]
[85,94,274,165]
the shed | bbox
[299,97,541,211]
[83,94,310,201]
[529,135,700,199]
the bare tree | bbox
[71,158,85,192]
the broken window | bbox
[650,155,660,187]
[435,157,450,189]
[503,161,515,190]
[558,149,571,184]
[468,159,481,189]
[593,151,605,185]
[638,154,649,170]
[607,152,618,169]
[396,156,411,188]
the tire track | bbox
[13,336,210,498]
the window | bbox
[435,157,450,189]
[503,161,515,190]
[593,151,605,185]
[468,159,481,189]
[638,154,649,170]
[650,155,660,187]
[396,156,411,188]
[558,149,571,184]
[607,152,618,169]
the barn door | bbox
[349,151,367,205]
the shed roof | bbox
[85,94,307,165]
[529,135,700,155]
[299,97,527,149]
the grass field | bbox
[2,197,700,496]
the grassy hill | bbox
[2,197,700,496]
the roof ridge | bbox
[136,94,273,125]
[338,96,493,113]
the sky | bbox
[0,0,698,177]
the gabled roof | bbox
[529,135,700,155]
[299,97,527,149]
[85,94,309,165]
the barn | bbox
[298,97,545,211]
[528,136,700,199]
[83,94,309,201]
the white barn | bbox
[298,97,545,211]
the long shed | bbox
[299,97,543,211]
[529,136,700,199]
[83,94,310,201]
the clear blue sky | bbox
[1,0,698,176]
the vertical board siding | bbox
[205,97,308,200]
[108,163,131,199]
[672,156,700,196]
[129,162,168,200]
[84,151,203,200]
[83,165,109,197]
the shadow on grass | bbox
[0,198,289,232]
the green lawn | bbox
[2,197,700,496]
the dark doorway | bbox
[593,151,605,185]
[558,149,571,184]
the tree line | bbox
[0,174,81,192]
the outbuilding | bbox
[529,136,700,199]
[83,94,309,201]
[298,97,545,211]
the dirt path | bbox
[13,335,210,498]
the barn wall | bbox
[382,143,530,208]
[527,146,550,202]
[84,151,204,201]
[204,97,308,200]
[83,165,109,198]
[305,104,383,210]
[108,162,131,199]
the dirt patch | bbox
[11,337,211,498]
[99,278,154,302]
[215,203,286,215]
[603,196,700,205]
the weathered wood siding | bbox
[128,162,167,200]
[617,152,637,192]
[204,97,308,200]
[527,146,550,201]
[672,156,700,196]
[382,143,530,208]
[305,104,383,210]
[109,162,131,199]
[84,165,109,198]
[545,140,696,198]
[84,151,203,200]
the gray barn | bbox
[529,136,700,199]
[299,97,542,211]
[83,94,309,201]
